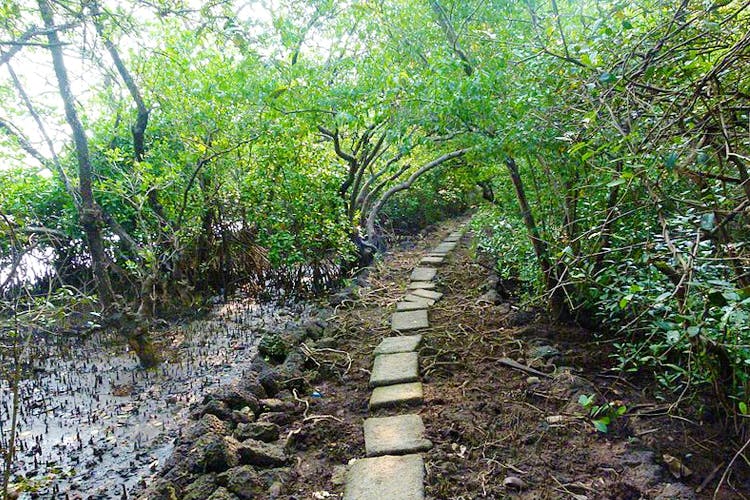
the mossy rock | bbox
[258,333,290,363]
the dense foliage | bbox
[1,0,748,435]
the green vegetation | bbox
[1,0,748,448]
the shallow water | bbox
[0,298,318,499]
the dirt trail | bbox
[281,217,749,499]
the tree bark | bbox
[505,156,569,319]
[429,0,474,76]
[38,0,115,309]
[365,148,469,241]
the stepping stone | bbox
[370,352,419,387]
[344,454,424,500]
[410,267,437,282]
[404,294,435,306]
[369,382,423,410]
[392,310,429,331]
[396,301,429,311]
[443,236,460,242]
[408,281,436,290]
[420,256,444,265]
[374,335,422,355]
[363,414,433,456]
[411,289,443,301]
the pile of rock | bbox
[139,318,334,500]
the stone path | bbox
[343,227,467,500]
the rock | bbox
[663,454,692,479]
[275,351,308,391]
[532,345,560,360]
[235,422,280,442]
[259,398,296,413]
[302,319,328,340]
[316,337,337,349]
[477,290,500,305]
[269,481,283,497]
[191,399,233,421]
[257,411,293,426]
[197,435,241,473]
[182,474,218,500]
[238,372,268,399]
[218,465,262,500]
[185,414,229,441]
[526,376,541,385]
[503,476,527,490]
[239,439,289,467]
[251,358,280,397]
[230,409,255,425]
[207,487,240,500]
[204,386,260,413]
[139,480,178,500]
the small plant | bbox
[578,394,627,433]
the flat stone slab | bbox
[434,243,456,253]
[410,267,437,282]
[404,294,435,306]
[396,301,429,311]
[344,454,424,500]
[374,335,422,355]
[392,310,429,331]
[370,352,419,387]
[420,256,444,265]
[363,414,433,456]
[411,289,443,301]
[369,382,423,410]
[408,281,436,290]
[443,237,460,243]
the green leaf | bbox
[666,330,681,344]
[593,420,609,433]
[700,213,716,231]
[606,177,626,188]
[739,402,748,415]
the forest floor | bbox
[280,217,750,499]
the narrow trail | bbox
[284,216,732,499]
[341,226,466,499]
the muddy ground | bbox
[1,297,322,499]
[277,218,749,499]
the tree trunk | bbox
[364,148,469,243]
[38,0,115,309]
[505,156,570,319]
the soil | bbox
[277,217,750,499]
